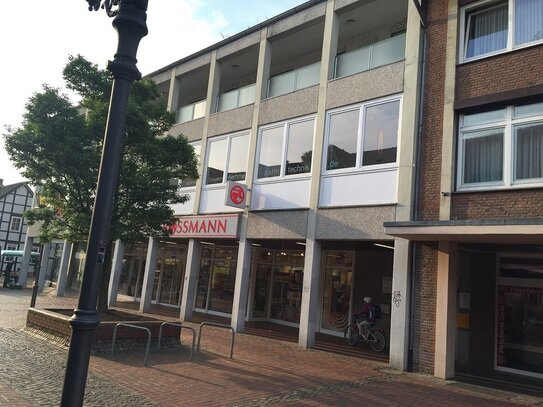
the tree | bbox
[5,55,198,308]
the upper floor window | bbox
[324,96,401,173]
[180,142,201,189]
[461,0,543,62]
[458,101,543,190]
[256,117,315,180]
[204,132,249,186]
[9,217,22,232]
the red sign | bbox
[167,214,240,238]
[230,185,245,205]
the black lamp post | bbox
[60,1,148,406]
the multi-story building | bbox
[385,0,543,391]
[0,179,34,275]
[105,0,424,371]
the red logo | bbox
[230,185,245,205]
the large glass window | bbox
[180,142,200,188]
[204,132,249,185]
[324,96,401,173]
[462,0,543,62]
[256,117,315,180]
[458,101,543,189]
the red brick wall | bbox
[417,0,449,221]
[412,243,438,374]
[456,46,543,105]
[452,189,543,220]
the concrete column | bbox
[139,237,159,313]
[108,240,125,307]
[231,214,251,332]
[434,241,457,379]
[179,239,201,322]
[38,243,51,292]
[298,0,337,349]
[298,214,321,348]
[167,69,180,113]
[389,238,411,371]
[55,240,73,297]
[18,236,34,288]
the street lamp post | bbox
[60,1,148,406]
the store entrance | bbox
[252,247,305,325]
[152,242,187,307]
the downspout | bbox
[408,0,428,372]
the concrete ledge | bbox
[26,308,181,354]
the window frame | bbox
[202,131,250,188]
[322,95,402,176]
[459,0,543,63]
[9,217,22,232]
[254,115,316,183]
[457,103,543,191]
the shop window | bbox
[256,116,315,180]
[9,217,22,232]
[324,96,401,173]
[458,101,543,190]
[180,142,200,188]
[204,132,249,185]
[461,0,543,62]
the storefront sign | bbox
[167,214,240,238]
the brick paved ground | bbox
[1,287,542,406]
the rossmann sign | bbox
[167,214,240,238]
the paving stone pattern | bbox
[0,329,157,406]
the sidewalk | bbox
[1,288,541,406]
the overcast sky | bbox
[0,0,305,186]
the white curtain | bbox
[464,132,504,184]
[515,123,543,180]
[515,0,543,45]
[466,4,508,58]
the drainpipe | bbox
[408,0,428,372]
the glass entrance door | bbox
[155,244,187,307]
[496,257,543,378]
[321,251,354,332]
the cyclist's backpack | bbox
[370,304,382,320]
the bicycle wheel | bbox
[344,323,359,346]
[368,330,386,352]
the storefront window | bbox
[180,142,200,188]
[257,127,283,179]
[497,257,543,377]
[285,120,314,176]
[362,100,400,166]
[118,243,147,299]
[326,109,359,170]
[195,246,238,315]
[205,133,249,185]
[206,138,228,185]
[227,135,249,182]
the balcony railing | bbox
[335,33,406,79]
[267,61,320,98]
[217,83,256,112]
[176,100,207,123]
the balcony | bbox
[176,100,207,123]
[217,83,256,112]
[267,62,321,98]
[335,34,406,78]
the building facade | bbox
[385,0,543,389]
[106,0,425,371]
[0,180,34,275]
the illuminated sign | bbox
[167,214,240,238]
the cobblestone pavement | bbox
[1,288,542,406]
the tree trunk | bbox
[97,240,114,312]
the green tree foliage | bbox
[5,55,198,244]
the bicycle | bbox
[344,318,386,352]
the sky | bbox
[0,0,306,186]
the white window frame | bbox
[254,115,316,183]
[459,0,543,63]
[202,131,250,188]
[9,217,22,232]
[4,244,17,262]
[322,95,402,176]
[457,103,543,191]
[179,141,201,191]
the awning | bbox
[1,250,41,258]
[384,219,543,244]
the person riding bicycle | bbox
[354,296,375,336]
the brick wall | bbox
[456,46,543,106]
[412,243,438,374]
[417,0,448,221]
[451,189,543,220]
